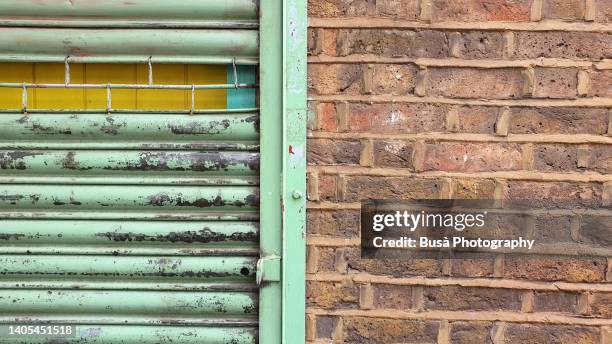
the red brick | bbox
[504,324,600,344]
[308,64,363,95]
[423,286,522,311]
[372,284,412,310]
[308,0,374,17]
[504,255,607,282]
[542,0,586,20]
[533,291,579,313]
[343,176,443,202]
[372,140,415,169]
[533,144,581,172]
[534,67,578,99]
[534,215,574,243]
[306,280,359,308]
[317,174,338,202]
[451,258,495,277]
[337,29,450,58]
[503,181,603,208]
[422,143,523,172]
[348,103,447,134]
[371,64,418,95]
[456,31,505,59]
[588,70,612,98]
[375,0,420,19]
[590,292,612,318]
[588,144,612,174]
[512,32,612,60]
[423,67,525,99]
[343,317,439,343]
[450,321,494,344]
[314,102,338,132]
[431,0,532,21]
[509,107,609,135]
[455,106,500,134]
[307,139,362,165]
[594,0,612,23]
[307,209,361,237]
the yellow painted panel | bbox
[85,64,137,110]
[33,63,85,110]
[0,63,227,110]
[0,63,34,110]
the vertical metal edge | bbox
[259,0,283,344]
[282,0,307,342]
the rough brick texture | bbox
[307,0,612,342]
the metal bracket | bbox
[256,256,281,285]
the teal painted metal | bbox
[0,0,258,28]
[0,28,258,64]
[259,0,307,343]
[1,326,256,344]
[282,0,308,342]
[227,66,257,109]
[259,0,284,342]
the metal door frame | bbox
[259,0,307,343]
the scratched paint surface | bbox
[0,2,260,343]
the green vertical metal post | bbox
[259,0,284,343]
[282,0,307,342]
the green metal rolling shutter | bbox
[0,1,271,343]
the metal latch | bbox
[256,256,281,285]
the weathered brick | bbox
[372,140,414,168]
[315,315,338,339]
[348,103,447,134]
[423,67,525,99]
[431,0,532,21]
[533,291,579,313]
[306,280,359,308]
[308,139,362,165]
[590,292,612,318]
[451,106,500,134]
[450,321,494,344]
[456,31,505,59]
[372,284,412,310]
[533,144,581,171]
[533,67,578,99]
[504,324,600,344]
[308,64,363,95]
[343,176,443,202]
[588,144,612,173]
[307,209,361,237]
[509,107,609,135]
[453,179,498,199]
[579,215,612,247]
[534,215,574,243]
[512,32,612,60]
[594,0,612,23]
[314,102,338,132]
[309,246,337,272]
[504,255,607,282]
[337,29,449,58]
[318,174,338,202]
[423,286,522,311]
[588,70,612,98]
[371,64,419,95]
[343,247,445,277]
[542,0,585,20]
[375,0,420,19]
[422,143,523,172]
[503,181,603,208]
[308,0,374,17]
[451,258,495,277]
[343,317,439,344]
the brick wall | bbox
[305,1,611,343]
